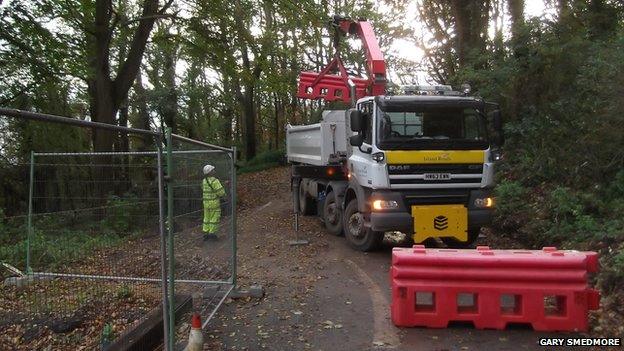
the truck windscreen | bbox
[376,106,489,150]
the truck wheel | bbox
[298,181,316,215]
[343,200,383,252]
[323,191,343,236]
[441,228,481,248]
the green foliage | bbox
[101,322,114,345]
[423,4,624,291]
[238,149,285,174]
[596,243,624,296]
[116,284,133,299]
[494,181,623,248]
[101,195,142,233]
[549,187,583,220]
[0,211,28,271]
[608,170,624,198]
[0,209,133,272]
[610,247,624,271]
[0,208,6,236]
[494,180,525,218]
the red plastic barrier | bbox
[390,246,600,332]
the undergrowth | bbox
[238,149,285,174]
[0,195,146,275]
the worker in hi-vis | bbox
[202,164,226,240]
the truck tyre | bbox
[343,200,383,251]
[323,191,343,236]
[298,181,316,215]
[441,228,480,248]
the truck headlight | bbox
[372,152,385,162]
[474,197,494,208]
[489,149,503,162]
[373,200,398,210]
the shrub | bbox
[101,195,142,234]
[238,149,285,174]
[116,284,133,299]
[0,224,124,272]
[549,187,583,220]
[494,179,526,217]
[598,245,624,295]
[608,170,624,199]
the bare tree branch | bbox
[120,13,178,27]
[0,83,35,105]
[158,0,176,15]
[112,0,159,105]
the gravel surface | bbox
[203,167,574,351]
[2,166,608,350]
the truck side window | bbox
[360,102,373,144]
[463,109,483,140]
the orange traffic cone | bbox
[183,313,203,351]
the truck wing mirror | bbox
[350,134,364,147]
[491,110,505,146]
[349,109,365,132]
[492,110,503,132]
[493,133,505,147]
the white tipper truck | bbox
[286,87,504,251]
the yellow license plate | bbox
[412,205,467,243]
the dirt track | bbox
[204,167,570,351]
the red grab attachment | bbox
[391,246,600,332]
[297,70,369,103]
[296,18,387,103]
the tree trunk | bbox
[133,70,152,150]
[242,87,256,159]
[222,107,233,145]
[162,42,178,134]
[508,0,524,36]
[450,0,490,70]
[118,102,130,152]
[88,0,161,152]
[89,81,117,152]
[87,77,116,198]
[508,0,525,121]
[89,0,115,152]
[273,93,280,150]
[557,0,570,20]
[450,0,469,68]
[587,0,617,39]
[116,101,130,192]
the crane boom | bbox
[297,16,387,104]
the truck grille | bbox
[404,193,469,206]
[387,164,483,187]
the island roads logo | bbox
[424,153,451,162]
[434,215,448,230]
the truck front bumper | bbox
[370,209,492,233]
[369,189,494,234]
[370,212,413,233]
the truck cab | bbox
[342,88,503,250]
[288,85,503,251]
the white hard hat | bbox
[203,164,215,175]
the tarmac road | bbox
[203,168,570,351]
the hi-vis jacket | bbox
[203,176,226,206]
[202,176,226,234]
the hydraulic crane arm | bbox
[297,16,387,104]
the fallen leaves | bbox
[0,279,161,350]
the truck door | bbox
[350,101,374,188]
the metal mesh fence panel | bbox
[0,110,238,350]
[30,152,162,276]
[166,133,236,348]
[1,149,167,350]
